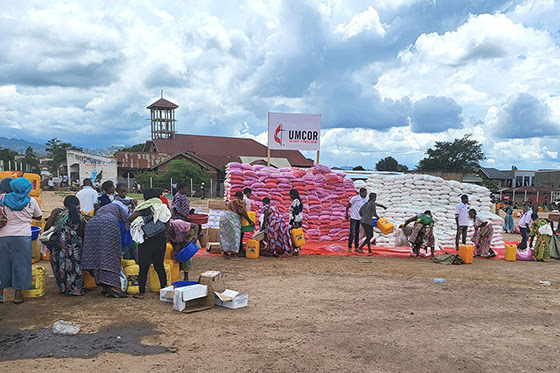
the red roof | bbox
[147,98,178,109]
[114,152,173,169]
[147,134,313,168]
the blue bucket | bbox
[372,218,378,227]
[174,240,199,262]
[172,281,197,288]
[31,226,42,241]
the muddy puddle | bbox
[0,321,170,361]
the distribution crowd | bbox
[0,166,558,304]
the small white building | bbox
[66,149,118,185]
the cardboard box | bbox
[207,242,221,254]
[173,271,225,313]
[173,284,208,312]
[214,290,249,309]
[207,200,227,210]
[548,213,560,222]
[207,227,220,242]
[160,285,175,303]
[198,234,209,248]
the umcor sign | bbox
[268,112,321,151]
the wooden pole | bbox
[267,148,271,167]
[316,151,320,165]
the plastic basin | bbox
[174,240,199,262]
[31,226,42,241]
[172,280,197,287]
[189,213,208,225]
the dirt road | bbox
[1,192,559,372]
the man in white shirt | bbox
[346,188,368,252]
[518,209,535,250]
[455,195,469,251]
[243,187,252,211]
[76,178,100,213]
[47,178,54,191]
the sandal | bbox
[106,288,127,298]
[133,293,145,299]
[230,255,240,261]
[354,248,365,254]
[0,295,4,304]
[13,298,24,304]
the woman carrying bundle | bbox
[129,188,172,299]
[219,191,254,260]
[529,215,553,261]
[401,210,435,258]
[261,197,292,258]
[468,209,497,258]
[82,203,130,298]
[502,201,514,234]
[44,196,86,296]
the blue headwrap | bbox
[4,178,33,211]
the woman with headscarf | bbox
[129,188,172,299]
[288,189,303,255]
[0,178,42,304]
[220,191,254,260]
[529,215,553,261]
[167,219,198,280]
[82,203,129,298]
[44,196,86,296]
[261,197,292,257]
[502,201,514,234]
[0,177,13,194]
[469,209,497,258]
[402,211,435,257]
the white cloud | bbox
[336,6,385,39]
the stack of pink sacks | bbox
[223,163,356,243]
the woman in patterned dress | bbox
[261,197,292,258]
[45,196,85,296]
[219,191,254,260]
[82,203,129,298]
[529,216,553,261]
[469,209,497,258]
[402,210,435,257]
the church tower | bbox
[147,91,178,139]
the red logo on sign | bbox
[274,124,283,145]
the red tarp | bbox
[194,241,521,259]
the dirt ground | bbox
[1,192,559,372]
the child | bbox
[113,183,137,216]
[167,220,198,280]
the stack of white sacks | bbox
[356,173,505,251]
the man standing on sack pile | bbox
[455,195,469,251]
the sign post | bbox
[267,112,321,167]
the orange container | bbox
[245,239,260,259]
[165,242,174,260]
[83,271,97,289]
[458,244,474,264]
[164,259,181,282]
[23,173,41,197]
[290,228,306,247]
[377,218,394,235]
[504,244,517,262]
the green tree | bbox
[135,159,210,192]
[353,165,366,171]
[118,143,145,152]
[481,179,499,192]
[417,134,485,172]
[0,147,18,170]
[45,137,72,174]
[22,146,40,173]
[375,156,408,172]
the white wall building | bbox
[66,149,118,185]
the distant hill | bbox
[0,137,47,154]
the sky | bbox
[1,0,559,170]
